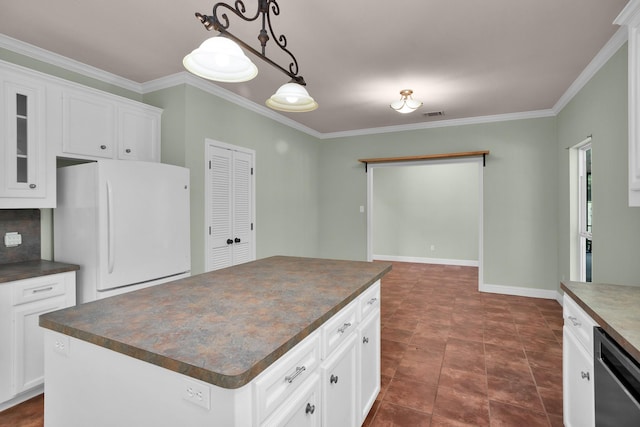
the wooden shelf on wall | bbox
[358,150,490,171]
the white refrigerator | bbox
[54,160,191,303]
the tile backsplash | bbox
[0,209,41,264]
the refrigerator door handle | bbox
[107,180,115,274]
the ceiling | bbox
[0,0,630,134]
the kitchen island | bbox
[39,256,391,427]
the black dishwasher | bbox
[594,327,640,426]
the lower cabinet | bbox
[261,373,321,427]
[321,333,358,427]
[563,294,598,427]
[0,272,76,410]
[563,327,595,427]
[358,310,381,421]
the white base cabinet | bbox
[563,294,598,427]
[42,280,382,426]
[0,272,76,411]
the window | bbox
[578,143,592,282]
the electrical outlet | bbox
[4,232,22,247]
[430,245,435,251]
[183,379,211,410]
[53,335,70,356]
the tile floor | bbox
[363,261,564,426]
[0,261,564,427]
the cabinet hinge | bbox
[251,223,254,231]
[251,167,254,175]
[209,226,211,235]
[209,160,212,169]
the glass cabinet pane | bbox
[16,93,28,183]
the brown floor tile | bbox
[384,377,438,413]
[370,401,431,427]
[432,385,490,426]
[488,400,550,427]
[382,326,415,344]
[437,367,487,396]
[487,376,545,412]
[537,385,563,416]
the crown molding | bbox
[614,0,640,26]
[0,33,143,93]
[552,26,628,114]
[319,110,556,140]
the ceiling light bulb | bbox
[183,36,258,82]
[266,82,318,112]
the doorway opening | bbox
[366,157,484,290]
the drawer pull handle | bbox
[100,145,107,150]
[284,366,306,384]
[29,184,37,189]
[305,403,315,415]
[125,148,132,153]
[581,371,590,381]
[363,336,369,344]
[367,297,378,305]
[568,316,581,327]
[337,322,352,334]
[330,374,339,384]
[32,286,54,294]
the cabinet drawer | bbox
[254,331,321,424]
[563,295,598,354]
[322,300,358,358]
[12,273,69,306]
[359,281,380,321]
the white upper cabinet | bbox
[615,0,640,206]
[0,66,55,208]
[58,84,161,162]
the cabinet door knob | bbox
[125,148,131,153]
[29,184,36,189]
[305,403,315,415]
[363,336,369,344]
[226,239,233,245]
[581,371,590,381]
[330,374,339,384]
[100,145,107,150]
[234,237,241,243]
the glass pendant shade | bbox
[390,89,423,114]
[266,82,318,112]
[183,37,258,82]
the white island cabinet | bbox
[40,256,390,427]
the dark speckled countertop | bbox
[40,256,391,389]
[0,260,79,284]
[562,281,640,362]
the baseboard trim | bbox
[480,283,559,300]
[373,255,478,267]
[0,385,43,412]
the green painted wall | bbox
[319,118,559,291]
[144,85,320,275]
[557,43,640,286]
[372,162,479,261]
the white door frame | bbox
[204,138,256,272]
[366,156,484,290]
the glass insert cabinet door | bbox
[2,79,45,198]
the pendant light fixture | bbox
[266,82,318,112]
[184,1,318,112]
[390,89,423,114]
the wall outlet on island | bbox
[430,245,435,251]
[183,379,211,410]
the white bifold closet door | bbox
[206,142,255,272]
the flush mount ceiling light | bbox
[184,0,318,113]
[390,89,423,114]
